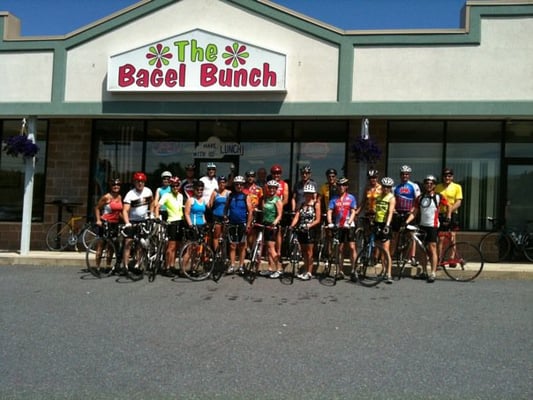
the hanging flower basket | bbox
[351,137,382,166]
[2,134,39,158]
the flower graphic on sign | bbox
[146,43,173,68]
[222,42,249,68]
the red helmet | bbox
[132,172,147,182]
[270,164,282,173]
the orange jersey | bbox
[243,183,263,208]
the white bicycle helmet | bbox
[266,179,279,188]
[381,177,394,187]
[424,175,437,183]
[206,162,217,169]
[303,184,316,194]
[161,171,172,178]
[233,175,245,184]
[400,165,412,173]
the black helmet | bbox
[325,168,337,176]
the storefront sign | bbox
[193,136,244,158]
[108,29,286,92]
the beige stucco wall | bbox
[64,0,339,103]
[353,16,533,101]
[0,52,53,102]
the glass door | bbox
[504,162,533,229]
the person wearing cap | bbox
[291,164,318,212]
[155,177,184,277]
[372,177,396,284]
[327,177,358,279]
[392,165,421,267]
[180,163,196,200]
[224,176,253,274]
[436,168,463,250]
[153,170,173,221]
[209,175,231,254]
[405,175,451,283]
[122,172,153,273]
[260,179,284,278]
[269,164,290,256]
[290,183,321,280]
[243,170,264,254]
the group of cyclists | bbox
[93,162,463,284]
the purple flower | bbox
[351,137,381,165]
[2,135,39,158]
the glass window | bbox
[91,120,144,205]
[505,121,533,157]
[0,119,47,222]
[146,120,196,182]
[447,121,501,230]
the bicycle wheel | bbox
[285,242,300,284]
[146,238,163,283]
[320,246,339,286]
[81,225,98,253]
[244,260,259,284]
[45,222,72,251]
[86,237,118,278]
[356,244,385,287]
[479,231,511,263]
[211,245,226,282]
[523,233,533,262]
[180,242,214,281]
[126,241,147,281]
[442,242,484,282]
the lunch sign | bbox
[107,29,286,92]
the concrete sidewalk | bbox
[0,250,532,280]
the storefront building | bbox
[1,0,532,250]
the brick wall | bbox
[0,119,92,251]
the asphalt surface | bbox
[1,264,532,399]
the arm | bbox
[273,199,283,226]
[310,201,322,229]
[386,197,396,227]
[184,199,193,227]
[94,194,109,225]
[122,203,131,225]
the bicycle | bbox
[393,224,428,280]
[318,226,341,286]
[120,219,155,282]
[86,221,124,278]
[212,221,230,282]
[479,217,533,263]
[353,223,391,287]
[144,219,168,282]
[397,224,484,282]
[243,222,275,284]
[282,227,303,284]
[179,226,215,281]
[45,200,97,252]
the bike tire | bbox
[285,242,300,284]
[146,239,162,282]
[45,222,72,251]
[320,246,339,286]
[126,241,146,281]
[442,242,484,282]
[244,260,259,284]
[211,246,226,282]
[86,237,118,278]
[356,244,385,287]
[81,225,98,253]
[479,231,511,263]
[180,242,214,281]
[523,233,533,262]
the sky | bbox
[1,0,468,36]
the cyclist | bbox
[290,184,321,280]
[243,169,263,254]
[180,163,196,200]
[184,180,207,231]
[405,175,451,283]
[374,177,396,284]
[256,167,268,188]
[269,164,290,256]
[155,176,184,277]
[392,165,421,266]
[436,167,463,258]
[291,165,318,212]
[153,170,172,221]
[356,169,382,238]
[261,179,284,278]
[122,172,153,272]
[94,177,123,238]
[327,177,358,280]
[224,175,253,274]
[209,176,231,253]
[319,168,338,212]
[200,162,218,203]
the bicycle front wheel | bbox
[46,222,72,251]
[522,233,533,262]
[180,242,214,281]
[86,237,118,278]
[356,245,385,287]
[479,231,511,263]
[442,242,484,282]
[81,225,98,252]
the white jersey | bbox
[200,176,218,203]
[123,187,153,222]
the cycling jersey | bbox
[123,187,153,222]
[375,192,394,224]
[243,183,263,209]
[363,183,383,214]
[263,195,281,225]
[159,192,184,223]
[190,198,206,226]
[211,190,228,218]
[436,181,463,214]
[329,193,357,227]
[157,186,171,212]
[101,196,123,223]
[394,181,420,213]
[227,192,248,224]
[416,194,448,228]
